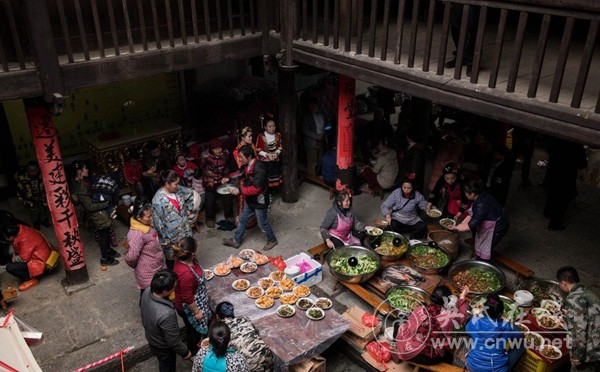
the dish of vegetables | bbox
[408,245,450,269]
[374,234,408,256]
[386,287,427,312]
[525,332,544,350]
[306,307,325,320]
[277,304,296,318]
[452,268,503,293]
[540,345,562,360]
[330,255,379,276]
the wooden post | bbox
[336,75,355,191]
[279,0,299,203]
[279,68,299,203]
[25,98,89,285]
[22,0,65,109]
[408,97,430,193]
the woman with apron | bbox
[173,237,212,355]
[448,180,509,260]
[192,321,249,372]
[320,190,366,249]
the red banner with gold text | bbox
[26,106,86,271]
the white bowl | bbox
[384,327,396,344]
[284,266,300,277]
[514,290,534,307]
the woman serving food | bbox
[320,190,366,249]
[447,181,509,260]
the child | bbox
[172,152,197,187]
[123,152,143,196]
[91,173,120,219]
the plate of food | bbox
[293,284,311,297]
[296,297,315,310]
[232,279,250,291]
[240,262,258,274]
[315,297,333,310]
[269,271,287,282]
[258,277,275,289]
[204,269,214,281]
[541,299,561,314]
[427,209,442,218]
[255,295,275,309]
[253,253,269,265]
[365,226,384,236]
[266,286,283,299]
[537,314,561,330]
[539,345,562,360]
[525,331,544,350]
[439,218,456,228]
[216,184,239,195]
[214,263,232,277]
[279,278,296,291]
[280,293,299,305]
[531,307,551,319]
[200,338,210,347]
[515,322,529,334]
[277,304,296,318]
[239,249,256,260]
[227,256,243,269]
[306,307,325,320]
[246,286,264,299]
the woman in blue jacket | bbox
[193,321,249,372]
[466,294,524,372]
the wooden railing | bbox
[0,0,259,70]
[289,0,600,113]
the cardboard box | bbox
[290,355,326,372]
[342,306,382,340]
[285,252,323,287]
[361,352,412,372]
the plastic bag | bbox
[268,256,287,271]
[366,340,391,368]
[361,312,379,327]
[15,316,44,347]
[297,260,313,274]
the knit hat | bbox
[209,138,222,150]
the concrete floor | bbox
[1,146,599,371]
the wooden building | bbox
[1,0,600,200]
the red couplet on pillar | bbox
[336,75,355,191]
[26,106,86,271]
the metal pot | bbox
[448,260,506,295]
[327,245,381,284]
[517,279,566,305]
[385,285,432,312]
[406,241,452,275]
[365,231,409,261]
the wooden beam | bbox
[60,36,262,90]
[289,44,600,145]
[279,67,299,203]
[0,70,42,101]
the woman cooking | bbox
[381,174,430,239]
[320,190,366,249]
[447,180,509,260]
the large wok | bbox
[327,245,381,284]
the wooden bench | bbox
[300,174,335,199]
[410,362,467,372]
[308,242,331,264]
[491,251,535,280]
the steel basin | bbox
[365,231,409,261]
[327,245,381,284]
[448,260,506,295]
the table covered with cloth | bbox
[206,262,350,371]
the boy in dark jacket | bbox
[141,270,192,371]
[223,145,278,251]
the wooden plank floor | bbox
[294,21,600,112]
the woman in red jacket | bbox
[3,223,53,291]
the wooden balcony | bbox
[1,0,600,144]
[271,0,600,144]
[0,0,263,99]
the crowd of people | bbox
[1,98,597,372]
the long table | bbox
[206,263,350,372]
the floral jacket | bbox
[15,168,46,208]
[151,185,194,246]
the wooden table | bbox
[206,263,350,372]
